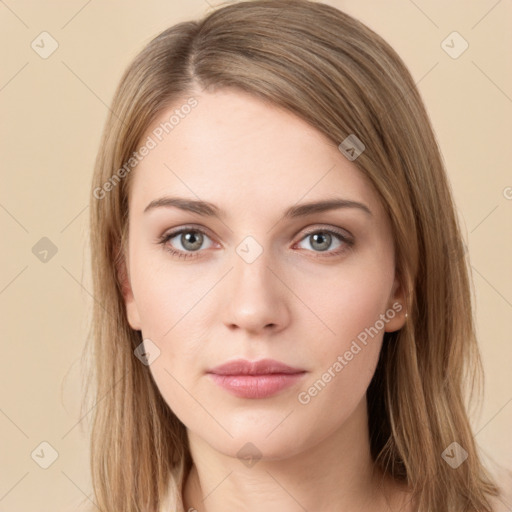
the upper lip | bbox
[207,358,305,376]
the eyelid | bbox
[159,223,216,241]
[299,224,353,240]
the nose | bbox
[221,249,290,336]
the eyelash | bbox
[157,225,354,260]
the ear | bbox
[384,273,407,333]
[117,250,142,331]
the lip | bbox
[207,358,306,399]
[208,358,305,376]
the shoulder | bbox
[487,464,512,512]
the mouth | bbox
[207,358,307,399]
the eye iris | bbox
[310,232,331,251]
[181,231,203,251]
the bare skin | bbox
[182,398,415,512]
[121,87,414,511]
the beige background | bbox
[1,1,511,510]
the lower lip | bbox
[208,372,306,399]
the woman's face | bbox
[121,87,405,460]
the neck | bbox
[182,397,409,512]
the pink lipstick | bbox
[207,358,306,399]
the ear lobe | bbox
[117,252,142,331]
[384,275,407,333]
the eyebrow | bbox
[143,196,372,219]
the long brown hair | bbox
[85,1,501,510]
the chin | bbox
[202,423,309,463]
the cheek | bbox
[128,250,211,395]
[294,258,393,409]
[130,247,204,344]
[302,259,394,359]
[295,276,390,424]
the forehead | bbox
[128,88,381,218]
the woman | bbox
[85,1,511,510]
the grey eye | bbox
[179,231,204,251]
[297,231,343,252]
